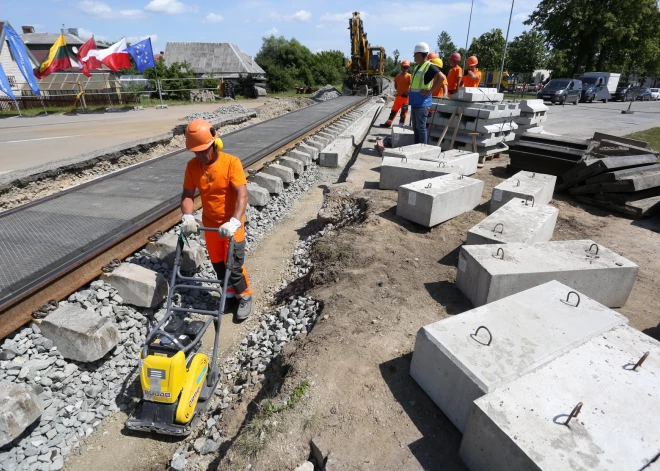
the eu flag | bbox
[126,38,155,73]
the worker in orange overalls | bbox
[427,54,448,130]
[180,119,253,321]
[380,60,411,127]
[461,56,482,88]
[446,52,463,96]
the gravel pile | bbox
[311,85,342,102]
[184,103,251,121]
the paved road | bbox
[541,98,660,139]
[0,100,267,174]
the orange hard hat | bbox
[186,119,217,152]
[467,56,478,67]
[401,60,410,67]
[427,52,438,60]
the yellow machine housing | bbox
[343,11,386,95]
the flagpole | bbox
[154,67,164,107]
[14,99,22,116]
[497,0,515,93]
[463,0,475,71]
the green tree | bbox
[392,49,400,65]
[506,30,549,74]
[437,31,457,63]
[468,28,505,72]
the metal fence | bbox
[0,93,136,111]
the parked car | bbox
[578,74,612,102]
[613,83,638,101]
[536,78,582,105]
[636,88,653,101]
[526,83,539,92]
[651,88,660,100]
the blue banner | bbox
[0,63,16,101]
[3,25,41,96]
[125,38,155,73]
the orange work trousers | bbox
[385,95,409,126]
[204,229,252,299]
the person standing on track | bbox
[409,42,446,144]
[447,52,463,96]
[461,56,482,88]
[180,119,253,321]
[381,60,411,128]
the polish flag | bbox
[82,38,131,72]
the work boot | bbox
[379,122,391,128]
[235,296,252,321]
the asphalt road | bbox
[0,100,267,174]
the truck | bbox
[578,72,621,103]
[485,70,518,92]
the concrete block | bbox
[499,102,521,118]
[460,324,660,471]
[519,98,549,114]
[380,157,457,190]
[419,150,479,175]
[246,182,269,207]
[251,172,283,194]
[297,143,319,161]
[451,87,504,102]
[319,137,352,168]
[391,125,415,147]
[410,280,628,433]
[456,239,639,308]
[39,305,121,362]
[383,143,440,158]
[262,163,295,183]
[278,156,304,175]
[431,101,504,120]
[305,138,327,152]
[489,170,556,213]
[513,113,547,126]
[397,174,483,227]
[145,232,205,273]
[318,131,334,141]
[0,382,43,447]
[466,198,558,245]
[101,263,169,308]
[287,149,311,167]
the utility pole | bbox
[497,0,515,93]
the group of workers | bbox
[382,41,481,145]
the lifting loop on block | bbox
[564,402,583,426]
[493,223,504,234]
[401,156,407,163]
[458,174,464,179]
[426,183,432,188]
[438,161,446,168]
[531,172,536,178]
[471,326,493,346]
[633,351,650,371]
[515,179,521,187]
[524,195,535,207]
[493,248,504,259]
[561,291,581,307]
[587,243,599,256]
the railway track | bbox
[0,95,369,339]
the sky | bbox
[4,0,539,59]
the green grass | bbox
[625,127,660,152]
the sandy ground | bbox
[213,110,660,470]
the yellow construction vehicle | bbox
[342,12,386,96]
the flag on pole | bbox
[83,38,131,72]
[34,34,73,79]
[0,63,17,101]
[125,38,155,73]
[78,37,103,77]
[3,25,41,96]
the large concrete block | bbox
[297,143,319,161]
[460,324,660,471]
[457,240,639,308]
[39,305,121,362]
[420,150,479,175]
[410,280,628,433]
[319,137,352,168]
[397,174,483,227]
[145,232,205,273]
[391,125,415,147]
[518,98,549,114]
[379,157,451,190]
[383,143,440,159]
[251,172,283,194]
[278,156,304,175]
[0,382,43,447]
[489,171,556,213]
[466,198,558,245]
[286,149,311,167]
[451,87,504,102]
[101,263,169,308]
[247,182,269,207]
[262,163,294,183]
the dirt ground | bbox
[213,121,660,470]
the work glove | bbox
[181,214,199,236]
[218,217,242,238]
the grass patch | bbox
[625,127,660,152]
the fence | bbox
[0,93,136,111]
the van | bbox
[578,75,612,103]
[537,78,582,105]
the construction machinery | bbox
[125,230,232,436]
[342,12,386,96]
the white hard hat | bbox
[414,42,430,54]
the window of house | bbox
[7,76,17,88]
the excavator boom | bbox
[343,12,385,96]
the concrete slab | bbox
[451,87,504,102]
[519,98,549,114]
[0,382,43,447]
[489,170,556,213]
[457,240,639,308]
[144,232,205,273]
[431,101,504,120]
[39,305,121,362]
[383,143,440,159]
[397,174,483,227]
[514,113,547,126]
[246,182,269,207]
[379,157,452,190]
[466,198,558,245]
[286,149,311,167]
[101,263,169,308]
[297,143,319,161]
[278,156,304,175]
[392,125,415,147]
[262,163,295,183]
[460,324,660,471]
[410,280,629,433]
[251,172,283,194]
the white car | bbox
[650,88,660,100]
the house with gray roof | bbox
[0,21,40,97]
[163,42,266,79]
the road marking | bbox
[0,134,86,144]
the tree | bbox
[437,31,457,62]
[392,49,400,65]
[506,30,549,74]
[468,28,505,72]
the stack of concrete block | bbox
[513,99,548,138]
[489,170,556,213]
[465,197,558,244]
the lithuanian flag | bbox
[34,34,72,79]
